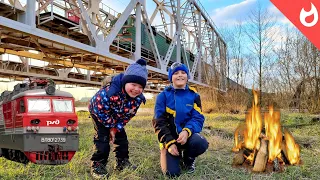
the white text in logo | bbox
[46,119,60,126]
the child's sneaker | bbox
[114,158,137,171]
[182,157,195,174]
[91,161,108,179]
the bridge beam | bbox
[0,48,115,75]
[0,68,101,85]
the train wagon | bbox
[0,78,79,165]
[111,15,195,68]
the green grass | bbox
[0,112,320,179]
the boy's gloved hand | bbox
[110,128,117,144]
[177,130,188,145]
[168,144,179,156]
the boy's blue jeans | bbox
[160,133,209,176]
[90,114,129,165]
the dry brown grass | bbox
[0,112,319,179]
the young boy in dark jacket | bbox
[89,59,148,178]
[153,62,209,177]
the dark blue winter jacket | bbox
[152,85,204,149]
[89,73,146,131]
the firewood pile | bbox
[232,90,300,172]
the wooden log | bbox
[281,140,291,165]
[280,151,290,165]
[232,149,245,165]
[252,139,268,172]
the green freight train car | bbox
[111,15,195,68]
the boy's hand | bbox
[177,130,188,145]
[168,144,179,156]
[110,128,117,144]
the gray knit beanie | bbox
[121,59,148,89]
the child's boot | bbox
[114,158,137,171]
[91,161,108,179]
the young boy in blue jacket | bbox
[89,59,148,178]
[152,62,209,177]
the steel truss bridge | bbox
[0,0,227,92]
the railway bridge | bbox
[0,0,227,92]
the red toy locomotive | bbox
[0,77,79,165]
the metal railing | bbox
[192,0,225,43]
[110,37,157,63]
[99,2,119,18]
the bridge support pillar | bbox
[19,57,29,73]
[87,70,91,81]
[57,68,72,79]
[134,2,142,60]
[26,0,36,28]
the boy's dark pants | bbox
[160,133,208,176]
[90,114,129,165]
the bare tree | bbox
[233,21,245,87]
[245,1,276,104]
[274,27,298,91]
[222,21,246,89]
[271,24,320,112]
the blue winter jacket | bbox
[89,73,146,131]
[152,85,204,149]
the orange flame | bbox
[243,90,262,151]
[265,106,282,162]
[232,89,262,156]
[232,126,241,152]
[232,124,245,152]
[284,129,300,165]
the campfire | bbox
[232,90,301,172]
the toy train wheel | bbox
[8,149,14,160]
[8,149,18,161]
[18,151,29,164]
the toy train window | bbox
[28,99,51,112]
[19,100,25,113]
[53,99,73,113]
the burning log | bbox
[232,147,253,165]
[245,150,256,166]
[252,139,268,172]
[232,149,245,165]
[280,140,290,164]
